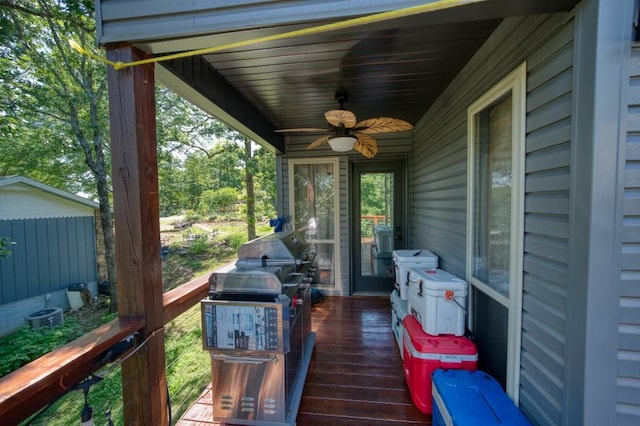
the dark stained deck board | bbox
[176,296,431,425]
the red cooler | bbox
[402,315,477,414]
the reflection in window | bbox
[292,162,337,287]
[472,94,512,297]
[293,163,334,240]
[360,172,394,277]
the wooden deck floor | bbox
[177,296,431,425]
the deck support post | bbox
[106,44,167,426]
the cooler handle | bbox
[405,270,411,288]
[444,290,467,314]
[440,354,463,368]
[418,279,423,297]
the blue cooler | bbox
[432,369,531,426]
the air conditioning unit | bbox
[25,307,64,329]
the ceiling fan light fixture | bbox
[328,136,356,152]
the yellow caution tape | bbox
[71,0,485,70]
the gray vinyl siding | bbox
[411,14,573,426]
[338,158,350,295]
[520,19,575,426]
[96,0,435,45]
[618,45,640,425]
[0,217,97,304]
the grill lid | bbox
[209,267,283,295]
[235,230,312,268]
[209,230,315,298]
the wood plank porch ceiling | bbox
[138,0,579,151]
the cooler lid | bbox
[432,370,532,425]
[408,268,466,292]
[392,249,438,265]
[373,224,393,234]
[402,315,476,355]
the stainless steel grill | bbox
[201,230,316,425]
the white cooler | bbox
[390,289,409,358]
[393,250,438,300]
[407,268,467,336]
[373,225,394,253]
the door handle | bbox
[211,353,278,364]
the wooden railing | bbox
[0,272,211,424]
[360,215,387,227]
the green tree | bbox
[244,136,256,240]
[156,86,246,212]
[0,0,119,312]
[252,144,276,219]
[198,187,239,215]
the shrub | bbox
[198,187,239,214]
[184,210,202,222]
[188,236,210,255]
[225,232,247,250]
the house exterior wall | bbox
[412,2,640,424]
[619,44,640,424]
[412,13,574,426]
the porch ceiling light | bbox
[328,136,356,152]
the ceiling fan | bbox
[275,91,413,158]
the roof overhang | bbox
[96,0,579,153]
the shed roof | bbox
[0,176,99,220]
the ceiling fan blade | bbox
[275,128,329,133]
[325,110,357,128]
[355,117,413,134]
[353,133,378,158]
[306,135,331,150]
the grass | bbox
[4,219,275,425]
[20,304,211,426]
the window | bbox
[472,95,513,298]
[466,63,525,402]
[289,158,340,287]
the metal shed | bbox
[0,176,99,335]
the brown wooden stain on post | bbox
[106,44,168,425]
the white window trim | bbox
[288,157,341,289]
[466,62,526,403]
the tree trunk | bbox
[96,173,118,312]
[244,137,256,240]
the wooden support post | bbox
[106,44,167,425]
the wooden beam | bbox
[161,56,285,153]
[163,272,210,323]
[0,317,144,424]
[106,43,168,426]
